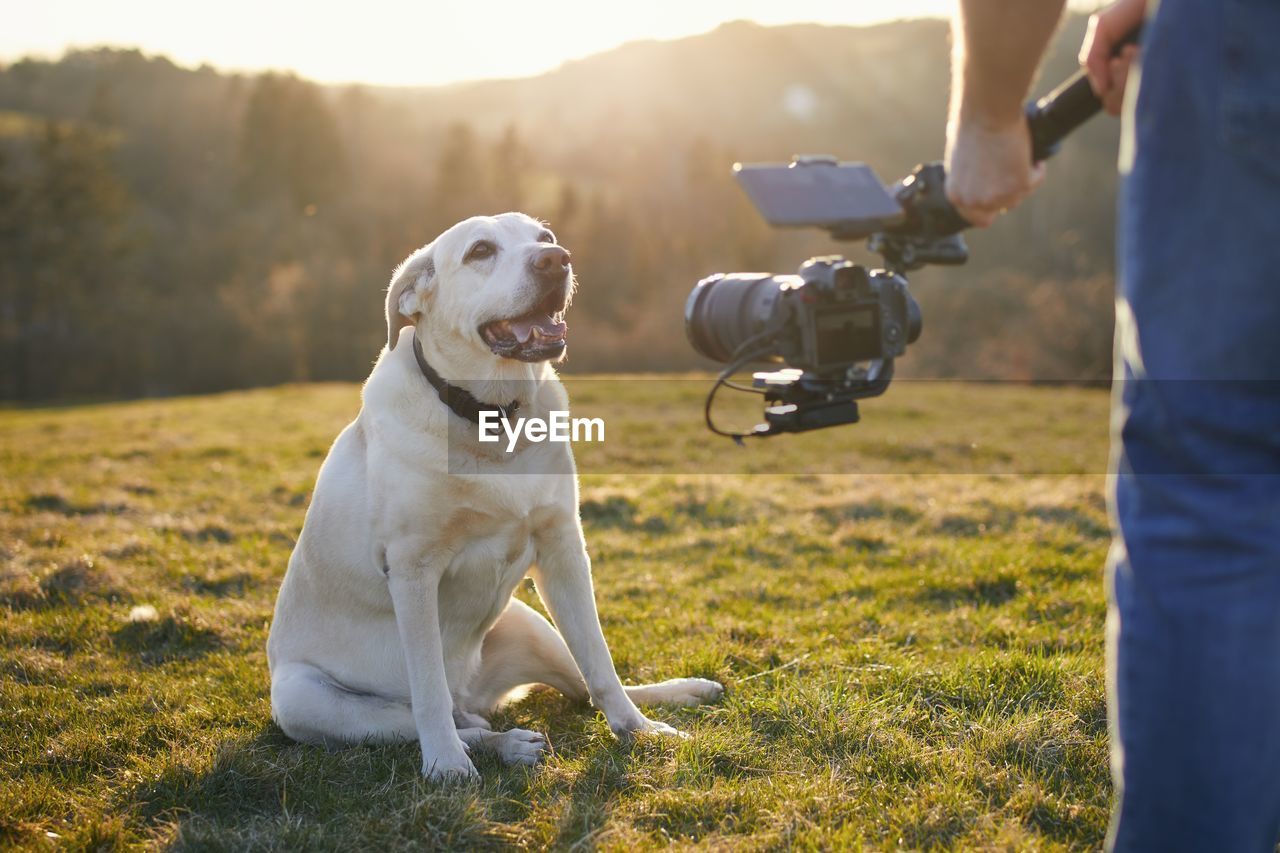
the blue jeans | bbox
[1109,0,1280,850]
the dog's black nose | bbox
[531,246,571,278]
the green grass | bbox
[1,380,1114,850]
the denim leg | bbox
[1107,377,1280,852]
[1107,0,1280,849]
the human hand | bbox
[945,116,1046,228]
[1080,0,1146,116]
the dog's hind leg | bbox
[463,598,590,713]
[463,598,723,714]
[456,726,549,766]
[454,707,492,730]
[271,661,417,746]
[621,677,724,707]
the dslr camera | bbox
[685,156,966,438]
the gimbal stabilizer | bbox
[686,27,1139,438]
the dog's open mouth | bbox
[479,292,568,362]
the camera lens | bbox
[685,273,789,363]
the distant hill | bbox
[0,16,1120,400]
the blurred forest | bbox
[0,16,1120,401]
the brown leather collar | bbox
[411,334,519,425]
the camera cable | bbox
[704,328,781,444]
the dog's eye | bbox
[466,241,495,262]
[537,231,555,244]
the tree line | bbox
[0,18,1120,401]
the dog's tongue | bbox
[510,313,566,344]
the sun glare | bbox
[5,0,959,87]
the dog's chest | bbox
[444,508,533,571]
[436,506,537,631]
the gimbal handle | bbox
[1026,25,1141,162]
[871,23,1143,270]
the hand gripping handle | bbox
[1026,25,1141,162]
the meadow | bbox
[1,379,1115,850]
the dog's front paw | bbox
[611,715,689,741]
[422,745,479,783]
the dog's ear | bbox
[385,245,436,351]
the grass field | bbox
[1,379,1115,850]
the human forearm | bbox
[945,0,1066,226]
[951,0,1067,128]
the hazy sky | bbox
[3,0,1102,87]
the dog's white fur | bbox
[267,213,722,781]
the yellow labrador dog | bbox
[267,212,722,781]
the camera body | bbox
[686,257,921,374]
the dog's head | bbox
[386,213,575,364]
